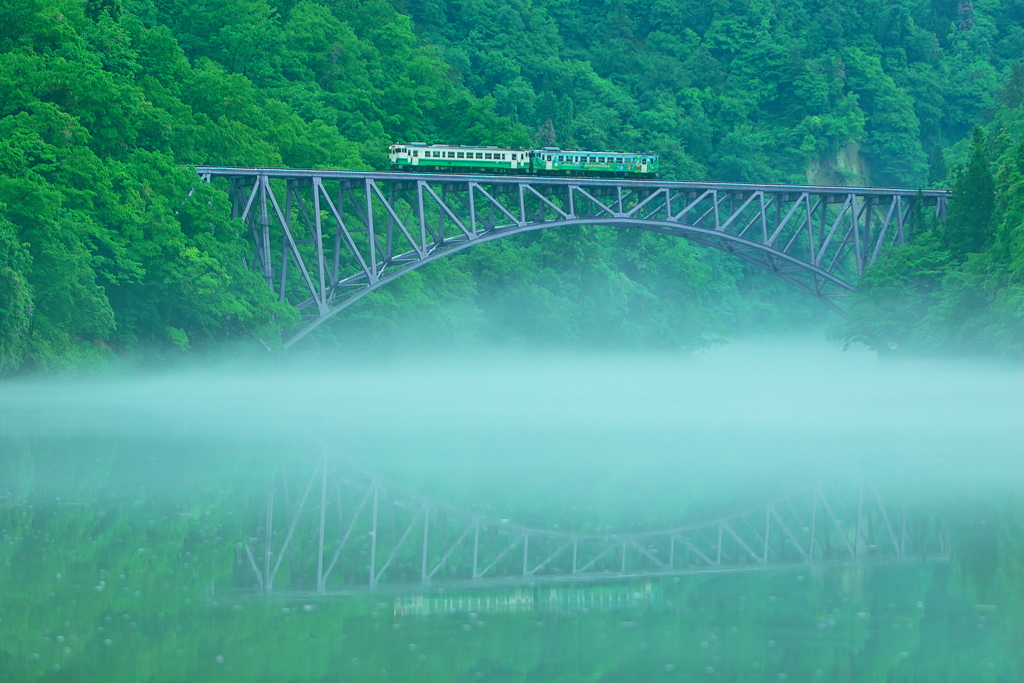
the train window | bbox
[457,152,464,158]
[598,157,605,163]
[485,153,492,159]
[476,153,483,159]
[413,151,418,157]
[448,152,455,158]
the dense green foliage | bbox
[840,97,1024,360]
[2,0,1024,372]
[0,0,530,373]
[409,0,1018,188]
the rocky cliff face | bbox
[807,142,872,187]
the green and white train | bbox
[388,143,659,177]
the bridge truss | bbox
[240,460,949,596]
[196,167,949,347]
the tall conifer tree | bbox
[944,128,995,259]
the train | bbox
[388,143,659,177]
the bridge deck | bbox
[196,166,950,199]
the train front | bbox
[388,144,410,168]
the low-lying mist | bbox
[1,337,1021,529]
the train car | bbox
[388,143,530,172]
[530,147,659,177]
[388,143,659,178]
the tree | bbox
[944,127,996,259]
[538,119,556,146]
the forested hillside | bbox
[1,0,1023,374]
[840,101,1024,359]
[409,0,1014,187]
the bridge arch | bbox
[197,167,948,347]
[295,217,855,347]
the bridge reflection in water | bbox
[393,583,660,617]
[238,459,949,597]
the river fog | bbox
[2,339,1020,521]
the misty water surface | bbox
[2,339,1021,511]
[0,339,1022,681]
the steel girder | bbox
[196,167,950,348]
[242,459,949,596]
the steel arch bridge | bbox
[239,460,949,596]
[196,167,949,348]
